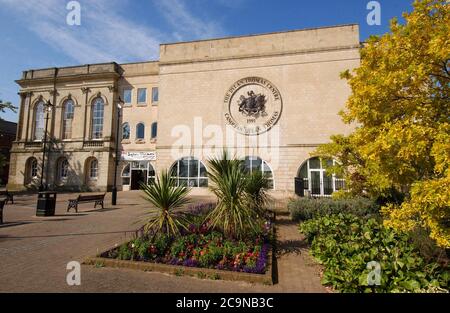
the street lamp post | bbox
[39,100,53,192]
[111,97,124,205]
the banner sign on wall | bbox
[121,151,157,161]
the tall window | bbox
[122,122,130,140]
[62,99,74,139]
[297,157,345,196]
[88,158,98,180]
[147,163,156,184]
[91,98,104,139]
[123,89,132,104]
[152,87,159,103]
[34,101,45,141]
[243,156,274,189]
[170,157,208,187]
[59,158,69,180]
[25,157,38,185]
[121,164,130,186]
[151,122,157,139]
[31,158,38,178]
[136,123,145,140]
[137,88,147,104]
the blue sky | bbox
[0,0,414,122]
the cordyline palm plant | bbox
[206,151,263,239]
[244,170,271,217]
[140,170,190,238]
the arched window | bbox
[91,98,104,139]
[136,123,145,140]
[243,156,274,189]
[31,158,38,178]
[25,157,38,185]
[151,122,157,139]
[297,157,345,196]
[58,158,69,181]
[122,122,130,140]
[34,101,45,141]
[62,99,74,139]
[121,164,130,186]
[170,157,208,187]
[87,158,98,180]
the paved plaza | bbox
[0,190,327,293]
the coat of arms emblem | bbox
[224,77,282,136]
[237,91,268,118]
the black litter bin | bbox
[36,191,57,216]
[0,199,5,224]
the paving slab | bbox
[0,191,327,293]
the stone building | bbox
[7,24,360,196]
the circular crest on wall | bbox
[223,77,282,136]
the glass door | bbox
[310,170,321,196]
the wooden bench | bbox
[67,193,106,213]
[0,190,14,205]
[0,199,5,224]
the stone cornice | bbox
[16,72,121,88]
[159,44,361,67]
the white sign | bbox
[121,151,157,161]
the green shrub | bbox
[132,238,150,259]
[170,237,189,259]
[299,214,449,293]
[288,197,379,222]
[117,243,133,260]
[153,234,172,257]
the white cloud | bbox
[154,0,225,41]
[0,0,227,64]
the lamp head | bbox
[117,96,124,109]
[45,100,53,113]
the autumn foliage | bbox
[315,0,449,247]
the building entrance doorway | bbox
[121,161,156,191]
[131,169,147,190]
[296,157,346,197]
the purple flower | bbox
[169,257,181,265]
[183,258,199,267]
[253,244,269,274]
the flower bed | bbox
[85,204,275,284]
[101,230,272,274]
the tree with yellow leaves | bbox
[315,0,449,247]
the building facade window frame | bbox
[25,157,39,185]
[136,122,145,140]
[33,100,45,141]
[243,156,274,189]
[123,88,132,105]
[58,158,69,183]
[62,99,75,140]
[91,97,104,139]
[121,163,131,186]
[31,158,38,178]
[170,157,208,188]
[87,158,98,181]
[122,162,156,188]
[297,157,346,197]
[137,88,147,105]
[122,122,130,140]
[151,122,157,139]
[151,87,158,103]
